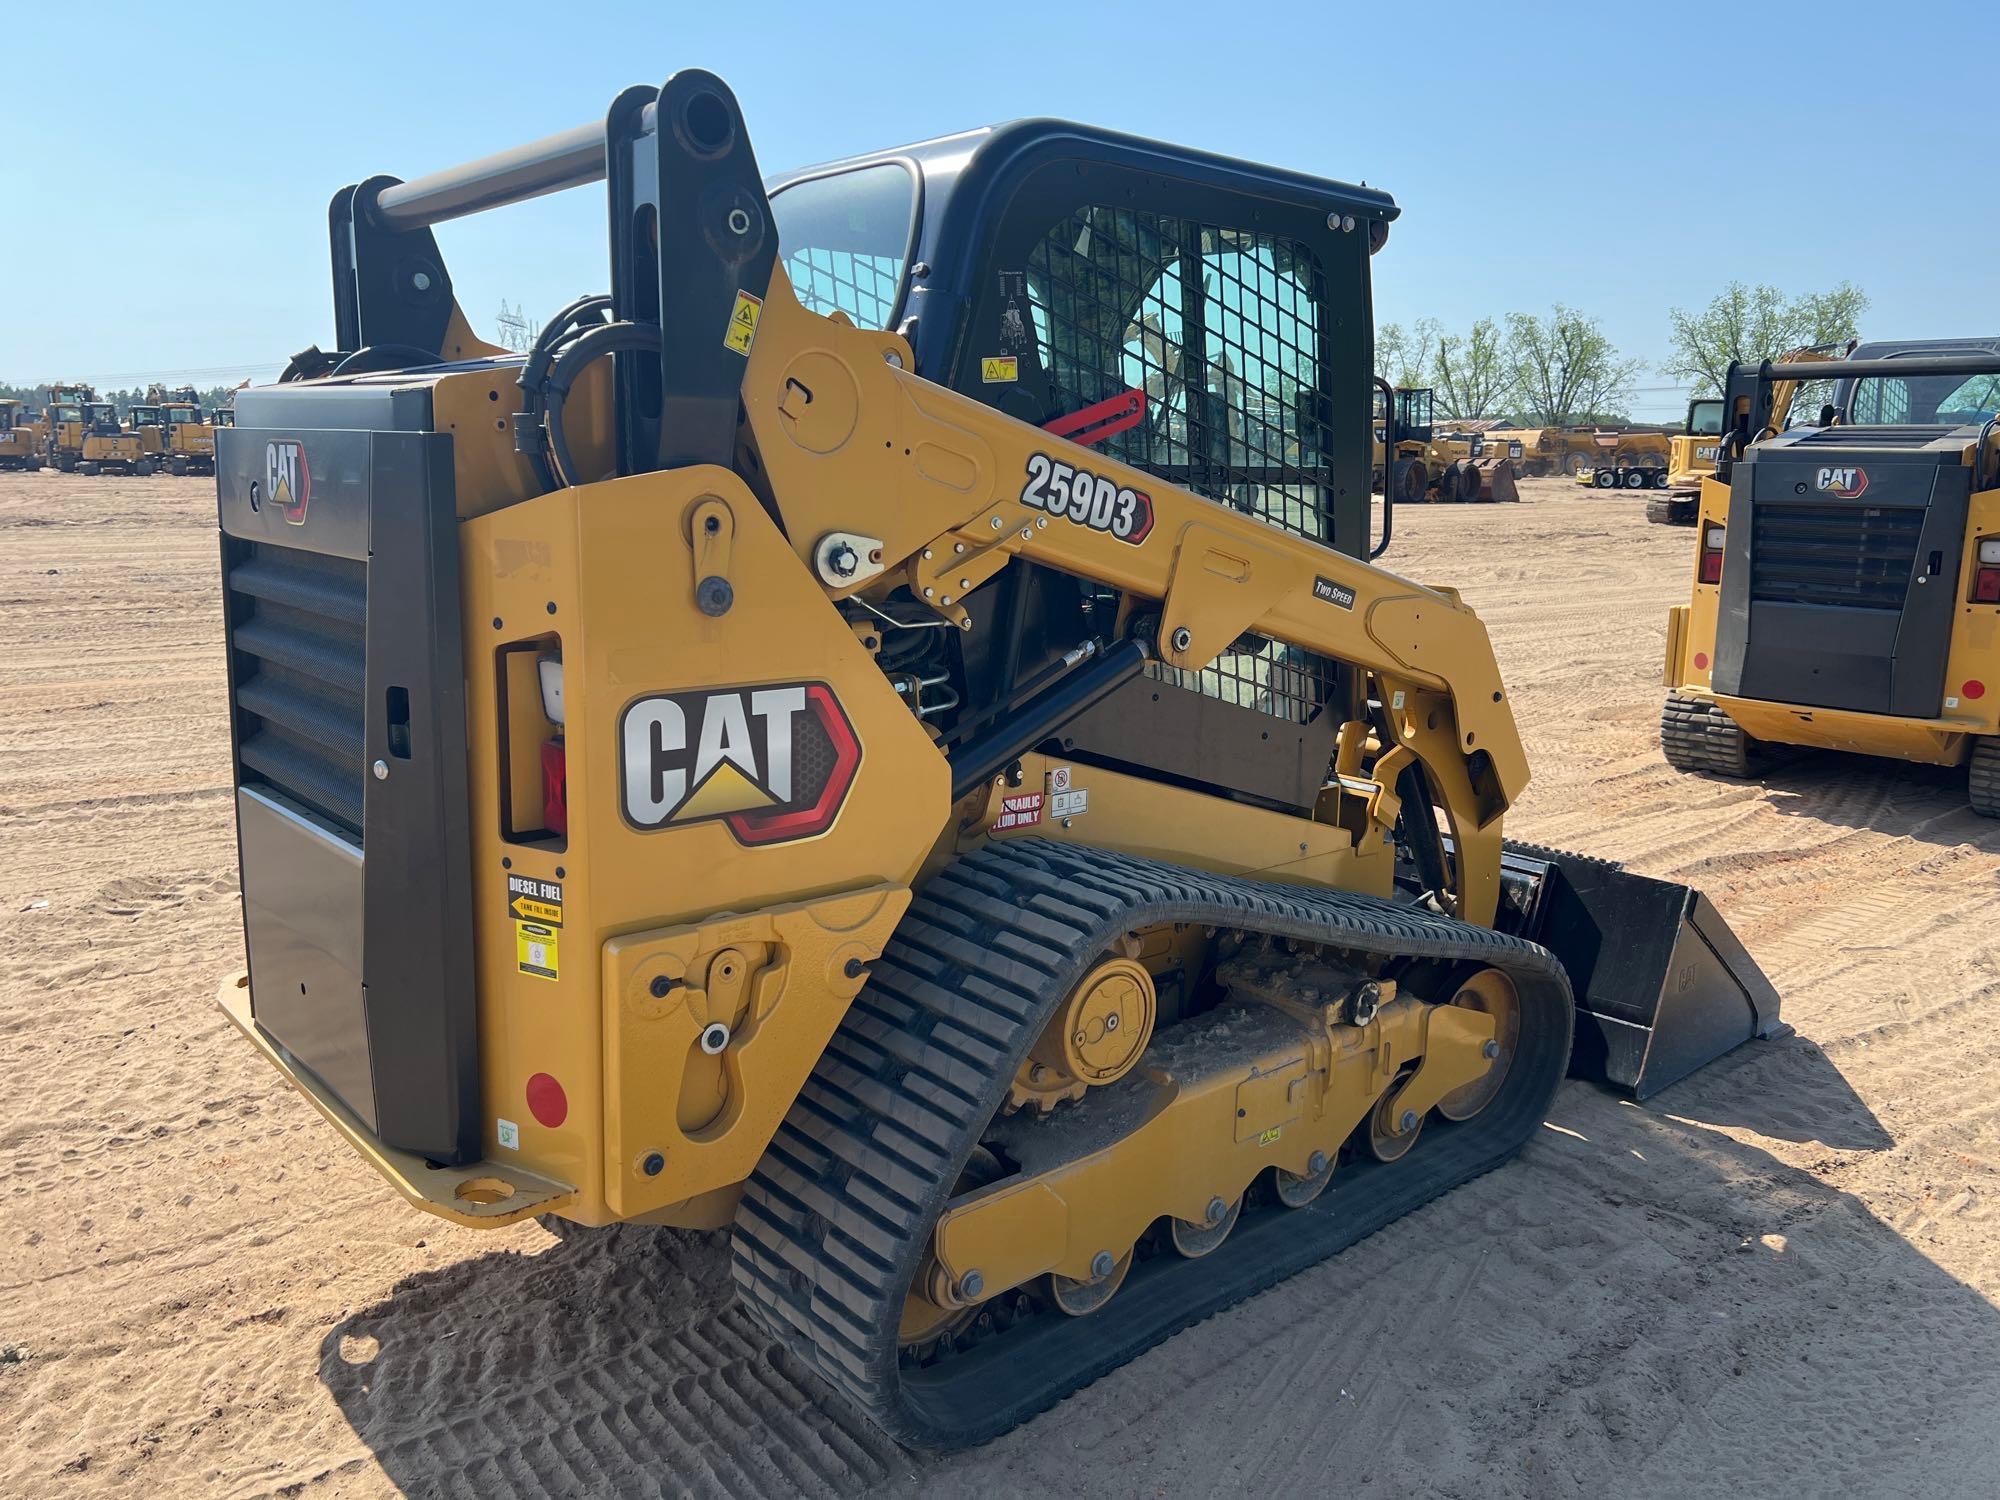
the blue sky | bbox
[4,1,1994,417]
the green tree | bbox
[1664,281,1868,397]
[1433,318,1516,420]
[1375,318,1439,389]
[1504,305,1641,425]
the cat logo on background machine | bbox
[619,681,860,844]
[1814,465,1869,499]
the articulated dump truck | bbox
[212,71,1780,1448]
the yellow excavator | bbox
[210,72,1779,1449]
[0,398,43,470]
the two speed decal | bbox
[1021,453,1155,544]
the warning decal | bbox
[990,791,1043,833]
[981,355,1019,383]
[517,921,559,981]
[724,290,763,355]
[507,874,563,927]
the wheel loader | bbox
[1664,340,2000,813]
[211,71,1781,1449]
[1373,388,1517,501]
[0,398,43,470]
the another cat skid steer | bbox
[211,72,1780,1449]
[1663,341,2000,814]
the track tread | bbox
[729,838,1573,1450]
[1969,737,2000,818]
[1661,692,1764,777]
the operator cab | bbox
[768,123,1396,811]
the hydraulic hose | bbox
[542,320,663,488]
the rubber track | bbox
[1646,492,1696,526]
[729,837,1575,1450]
[1660,692,1764,777]
[1970,737,2000,817]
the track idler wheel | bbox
[1049,1248,1132,1316]
[1435,968,1521,1122]
[1169,1194,1243,1257]
[1274,1150,1335,1208]
[1366,1077,1425,1162]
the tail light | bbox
[1699,524,1725,585]
[538,655,567,836]
[541,739,568,837]
[1974,538,2000,603]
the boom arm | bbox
[739,269,1526,923]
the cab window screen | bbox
[1027,207,1332,546]
[771,162,915,331]
[1028,205,1337,726]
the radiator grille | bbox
[1750,504,1920,611]
[227,541,366,839]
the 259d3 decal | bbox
[1021,453,1155,544]
[620,681,860,845]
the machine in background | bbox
[1663,338,2000,813]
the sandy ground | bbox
[3,471,1998,1498]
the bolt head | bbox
[649,974,676,999]
[1205,1196,1227,1225]
[1482,1039,1501,1059]
[642,1152,665,1176]
[1104,1013,1119,1032]
[1170,626,1192,652]
[958,1269,985,1300]
[1090,1250,1115,1280]
[1399,1109,1419,1133]
[726,207,752,235]
[827,543,858,578]
[371,759,389,780]
[990,516,1003,529]
[696,575,733,616]
[1308,1150,1329,1175]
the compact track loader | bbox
[1645,397,1725,524]
[212,72,1779,1449]
[1664,340,2000,814]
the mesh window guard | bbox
[1028,206,1340,724]
[786,247,904,330]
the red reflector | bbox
[1965,680,1987,701]
[1694,651,1709,670]
[526,1072,568,1128]
[1975,567,2000,603]
[541,738,568,836]
[1699,550,1723,585]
